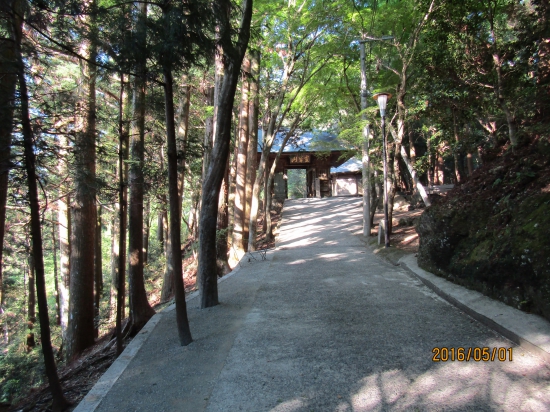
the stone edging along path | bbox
[398,254,550,365]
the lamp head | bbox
[373,93,392,117]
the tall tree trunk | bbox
[109,208,118,320]
[157,211,164,248]
[57,134,71,342]
[116,73,129,355]
[143,199,150,266]
[16,11,69,406]
[215,44,230,275]
[199,0,252,308]
[52,212,61,326]
[163,62,192,345]
[27,240,36,349]
[452,110,463,184]
[216,160,231,276]
[244,51,260,247]
[232,57,250,255]
[0,0,19,318]
[436,147,445,185]
[487,7,517,146]
[160,195,173,302]
[176,77,191,220]
[128,14,155,335]
[94,205,102,338]
[388,124,431,207]
[248,57,296,251]
[360,41,371,237]
[67,8,98,361]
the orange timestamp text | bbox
[432,347,513,362]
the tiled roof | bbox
[330,158,362,174]
[258,129,347,153]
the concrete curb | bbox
[398,254,550,364]
[74,263,244,412]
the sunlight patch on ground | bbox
[269,398,305,411]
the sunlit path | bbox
[88,197,550,412]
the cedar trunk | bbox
[232,57,250,254]
[163,66,192,345]
[127,1,155,334]
[0,0,18,314]
[67,18,98,361]
[16,12,69,407]
[199,0,253,308]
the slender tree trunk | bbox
[436,147,445,185]
[0,0,19,317]
[176,77,191,220]
[248,58,296,251]
[163,62,192,345]
[160,195,173,302]
[199,0,252,307]
[109,208,118,320]
[116,72,129,355]
[16,15,69,406]
[94,205,102,338]
[57,137,70,342]
[215,46,230,275]
[389,124,431,207]
[232,57,250,255]
[27,241,36,349]
[244,51,260,247]
[360,41,371,237]
[157,211,164,249]
[127,2,155,335]
[452,110,463,184]
[67,8,98,360]
[203,85,215,182]
[216,160,231,276]
[227,141,238,244]
[52,212,61,326]
[143,199,150,266]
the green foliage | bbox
[0,344,45,404]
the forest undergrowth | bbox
[3,205,281,412]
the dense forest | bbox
[0,0,548,409]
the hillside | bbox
[417,136,550,322]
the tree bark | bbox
[16,9,69,405]
[116,72,129,355]
[143,199,150,266]
[163,64,192,345]
[244,50,260,247]
[52,212,61,326]
[57,135,71,342]
[215,46,230,275]
[27,240,36,349]
[388,124,431,207]
[199,0,253,307]
[94,205,102,338]
[0,0,19,317]
[127,1,155,335]
[160,195,173,302]
[176,77,191,220]
[232,56,250,255]
[67,9,98,361]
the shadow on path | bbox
[85,197,550,412]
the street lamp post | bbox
[373,93,392,248]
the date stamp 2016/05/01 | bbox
[432,347,513,362]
